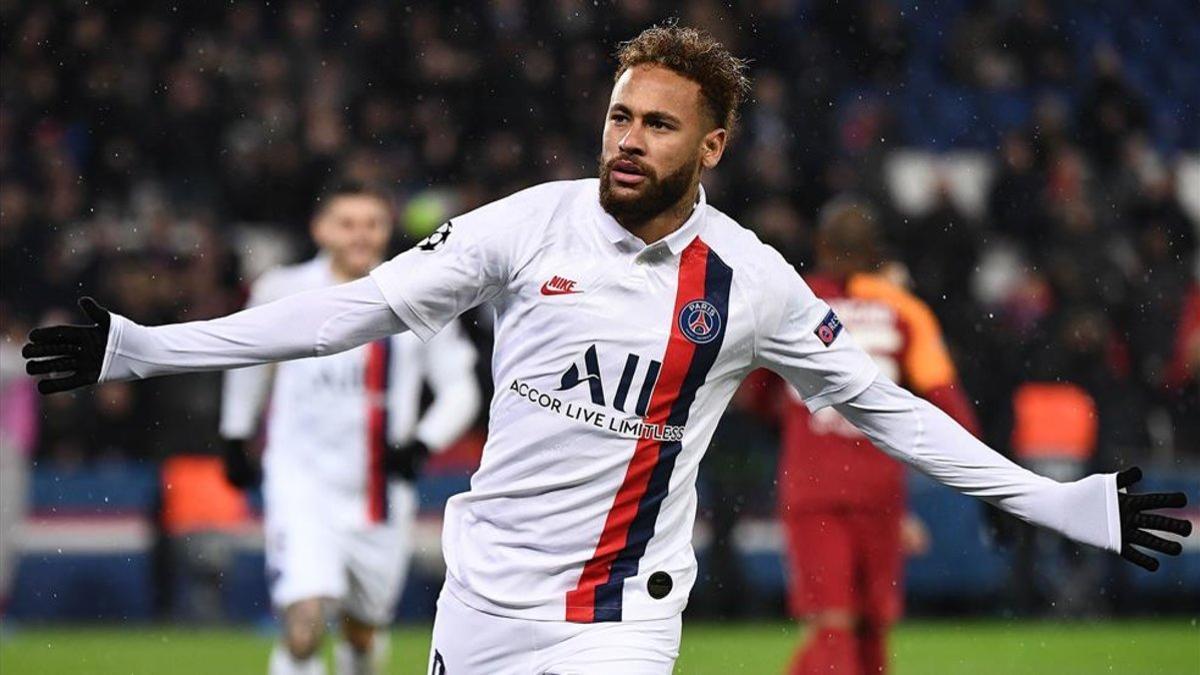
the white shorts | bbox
[264,481,417,625]
[427,586,681,675]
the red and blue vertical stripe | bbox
[365,339,392,523]
[565,238,732,622]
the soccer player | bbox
[772,199,979,675]
[23,25,1191,674]
[224,181,481,675]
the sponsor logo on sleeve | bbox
[814,308,843,347]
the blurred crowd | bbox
[2,0,1198,472]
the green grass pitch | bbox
[2,620,1197,674]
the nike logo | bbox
[541,275,582,295]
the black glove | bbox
[23,297,111,395]
[1117,467,1192,572]
[386,439,430,482]
[222,438,262,489]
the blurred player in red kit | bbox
[771,199,980,675]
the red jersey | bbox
[773,272,977,513]
[1167,283,1200,391]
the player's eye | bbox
[610,111,629,124]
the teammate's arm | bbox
[410,319,480,451]
[218,361,273,488]
[385,320,481,480]
[217,274,285,488]
[220,362,274,442]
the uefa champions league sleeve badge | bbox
[417,221,454,252]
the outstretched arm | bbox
[24,276,407,394]
[755,256,1190,572]
[835,376,1191,571]
[25,183,558,394]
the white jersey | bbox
[99,179,1122,627]
[220,256,479,528]
[369,179,880,622]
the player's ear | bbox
[700,127,727,170]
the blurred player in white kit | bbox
[218,181,480,675]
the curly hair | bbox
[615,23,752,135]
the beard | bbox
[598,153,698,225]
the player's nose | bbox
[618,126,646,155]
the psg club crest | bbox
[679,299,722,345]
